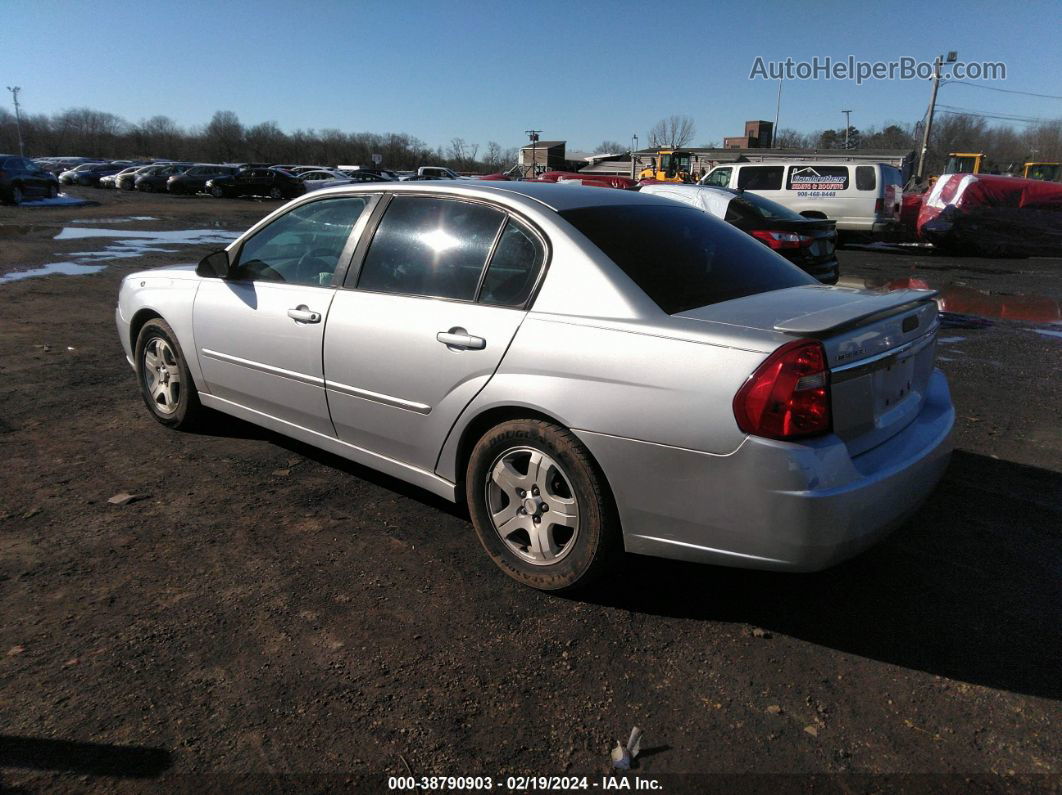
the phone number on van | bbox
[795,190,838,198]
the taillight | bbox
[874,198,884,214]
[733,339,831,440]
[749,229,813,250]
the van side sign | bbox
[788,166,848,191]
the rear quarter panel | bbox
[435,313,768,482]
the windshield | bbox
[560,205,814,315]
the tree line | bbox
[1,105,1059,177]
[0,108,521,172]
[773,116,1062,174]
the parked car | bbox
[116,164,160,191]
[1,154,60,204]
[338,166,400,180]
[135,163,192,192]
[205,167,305,199]
[639,184,840,284]
[700,161,903,237]
[299,169,357,192]
[115,182,953,592]
[101,165,144,189]
[59,162,124,186]
[167,164,239,195]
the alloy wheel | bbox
[485,447,580,565]
[142,337,181,415]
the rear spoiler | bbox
[774,289,938,335]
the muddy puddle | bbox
[1,226,238,284]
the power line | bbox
[944,80,1062,101]
[935,106,1051,126]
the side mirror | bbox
[196,249,230,279]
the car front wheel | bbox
[268,186,282,199]
[466,419,621,592]
[135,319,203,429]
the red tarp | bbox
[917,173,1062,256]
[536,171,637,190]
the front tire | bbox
[466,419,620,592]
[134,319,203,429]
[268,186,283,200]
[10,185,23,205]
[211,184,225,198]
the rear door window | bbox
[855,166,876,191]
[357,196,505,301]
[478,219,544,307]
[736,166,784,190]
[560,205,814,314]
[787,165,850,191]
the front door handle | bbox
[437,328,486,350]
[287,305,321,323]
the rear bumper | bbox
[576,369,954,572]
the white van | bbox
[699,162,903,236]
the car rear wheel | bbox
[466,419,621,592]
[268,186,283,200]
[10,185,23,205]
[135,319,203,430]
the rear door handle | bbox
[287,305,321,323]
[437,329,486,350]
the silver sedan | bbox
[115,182,954,591]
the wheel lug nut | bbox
[533,516,540,523]
[517,489,525,498]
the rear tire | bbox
[268,186,282,200]
[466,419,621,592]
[134,319,204,430]
[10,185,23,205]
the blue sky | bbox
[4,0,1061,152]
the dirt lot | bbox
[1,187,1060,791]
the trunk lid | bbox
[676,285,941,455]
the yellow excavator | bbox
[1023,162,1061,181]
[944,152,1060,181]
[638,149,694,182]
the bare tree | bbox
[647,115,696,148]
[205,111,244,162]
[595,140,625,154]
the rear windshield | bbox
[560,205,815,315]
[726,191,804,221]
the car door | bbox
[323,194,546,471]
[193,195,377,435]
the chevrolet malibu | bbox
[115,182,954,591]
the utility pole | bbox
[917,51,956,181]
[842,109,852,150]
[6,86,24,157]
[774,80,782,145]
[631,133,638,179]
[524,129,541,179]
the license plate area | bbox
[873,353,916,415]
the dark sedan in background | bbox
[205,167,305,199]
[640,184,840,284]
[1,154,60,204]
[167,164,239,195]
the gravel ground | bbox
[1,187,1059,792]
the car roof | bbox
[309,180,681,212]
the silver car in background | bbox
[115,182,954,591]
